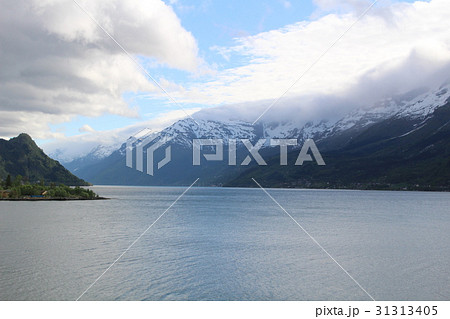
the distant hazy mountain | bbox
[62,82,450,189]
[0,133,88,186]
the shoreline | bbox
[86,184,450,192]
[0,197,109,201]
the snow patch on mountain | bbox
[153,119,258,147]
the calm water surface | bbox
[0,186,449,300]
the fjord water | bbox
[0,186,449,301]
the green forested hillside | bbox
[0,133,88,186]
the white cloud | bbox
[0,111,70,140]
[0,0,202,138]
[171,0,450,122]
[79,124,96,133]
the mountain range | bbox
[53,82,450,190]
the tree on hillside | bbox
[13,175,23,187]
[5,175,12,188]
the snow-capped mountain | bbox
[259,83,450,144]
[148,82,450,148]
[61,143,123,174]
[228,83,450,189]
[144,119,259,147]
[48,139,124,165]
[59,82,450,170]
[328,84,449,133]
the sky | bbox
[1,0,449,158]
